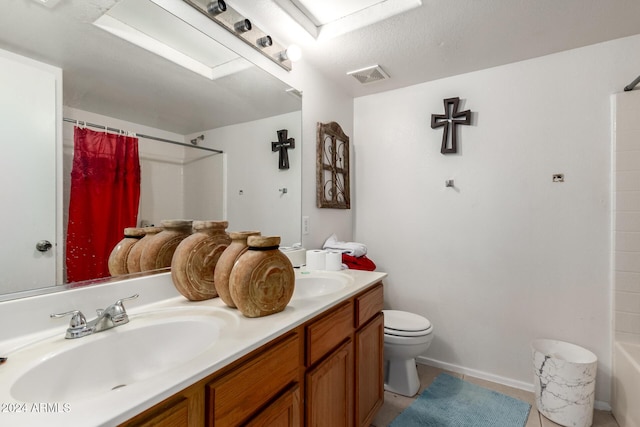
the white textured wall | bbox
[354,34,640,404]
[298,61,355,249]
[183,154,225,223]
[186,112,301,246]
[614,89,640,344]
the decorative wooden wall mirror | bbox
[316,121,350,209]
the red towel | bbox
[342,254,377,271]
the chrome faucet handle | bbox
[50,310,87,329]
[106,294,139,324]
[115,294,139,307]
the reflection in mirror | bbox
[0,0,302,301]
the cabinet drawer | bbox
[355,283,383,328]
[306,301,354,366]
[207,333,300,426]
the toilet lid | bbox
[383,310,432,334]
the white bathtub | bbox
[613,341,640,427]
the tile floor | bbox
[372,364,619,427]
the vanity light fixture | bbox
[183,0,298,71]
[206,0,226,15]
[257,35,273,48]
[234,18,252,33]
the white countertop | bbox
[0,269,386,427]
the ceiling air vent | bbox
[347,65,389,84]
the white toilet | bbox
[383,310,434,397]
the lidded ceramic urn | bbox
[139,220,193,272]
[171,220,231,301]
[229,235,295,318]
[108,227,145,276]
[214,231,261,308]
[126,226,163,273]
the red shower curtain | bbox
[66,127,141,283]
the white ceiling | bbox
[236,0,640,97]
[1,0,639,134]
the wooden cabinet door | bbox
[355,314,384,427]
[306,340,354,427]
[245,385,301,427]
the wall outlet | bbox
[302,216,310,235]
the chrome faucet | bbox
[51,294,139,339]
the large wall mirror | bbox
[0,0,302,301]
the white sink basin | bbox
[9,307,235,403]
[292,272,353,299]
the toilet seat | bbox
[383,310,432,337]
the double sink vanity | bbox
[0,269,386,426]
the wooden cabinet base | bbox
[119,282,384,427]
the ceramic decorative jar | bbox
[108,227,145,276]
[139,220,193,272]
[229,235,295,318]
[171,220,231,301]
[126,226,163,273]
[214,231,261,308]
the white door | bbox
[0,52,58,293]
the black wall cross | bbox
[431,97,471,154]
[272,129,295,170]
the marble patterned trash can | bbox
[532,339,597,427]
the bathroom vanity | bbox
[0,269,386,427]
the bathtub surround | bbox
[613,342,640,427]
[612,88,640,427]
[613,89,640,345]
[354,33,640,406]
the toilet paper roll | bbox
[325,251,342,271]
[306,250,326,270]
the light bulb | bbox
[280,44,301,62]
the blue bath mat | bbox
[389,373,531,427]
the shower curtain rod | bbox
[624,74,640,91]
[62,117,223,154]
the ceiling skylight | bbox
[93,0,251,80]
[274,0,422,40]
